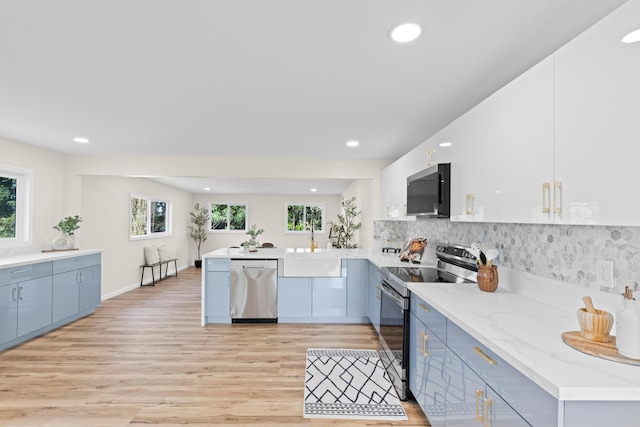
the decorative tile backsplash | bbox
[374,220,640,294]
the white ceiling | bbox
[0,0,628,193]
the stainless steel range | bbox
[378,243,479,400]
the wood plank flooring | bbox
[0,267,430,426]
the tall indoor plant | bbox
[188,203,209,268]
[330,196,361,249]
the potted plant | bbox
[245,224,265,251]
[329,196,361,249]
[51,215,82,250]
[188,203,209,268]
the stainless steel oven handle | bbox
[380,282,408,309]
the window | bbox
[209,203,247,232]
[130,195,171,239]
[0,165,32,247]
[285,203,325,233]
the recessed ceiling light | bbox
[204,187,210,191]
[439,142,452,147]
[73,137,89,144]
[622,28,640,43]
[389,23,422,43]
[310,188,317,192]
[346,140,360,147]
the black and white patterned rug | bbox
[303,349,408,420]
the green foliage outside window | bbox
[287,204,324,232]
[151,201,167,233]
[130,197,148,236]
[0,177,17,238]
[210,203,247,231]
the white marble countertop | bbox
[409,273,640,402]
[0,249,103,269]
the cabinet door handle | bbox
[418,303,431,312]
[474,346,497,365]
[12,287,17,301]
[465,193,475,215]
[483,398,493,427]
[18,286,23,300]
[553,181,562,214]
[542,182,550,214]
[419,331,429,357]
[475,389,484,422]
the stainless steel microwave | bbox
[406,163,451,218]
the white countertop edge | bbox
[408,282,640,401]
[0,249,103,268]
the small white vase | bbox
[51,233,74,250]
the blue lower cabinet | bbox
[52,270,80,323]
[79,265,101,312]
[17,276,53,337]
[312,277,346,317]
[345,259,368,318]
[0,284,18,345]
[409,312,446,427]
[368,263,381,332]
[278,277,312,318]
[205,271,230,323]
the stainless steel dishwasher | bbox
[229,259,278,323]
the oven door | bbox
[379,281,410,400]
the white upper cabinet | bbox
[554,1,640,226]
[498,56,555,223]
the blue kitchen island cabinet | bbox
[204,258,231,324]
[345,259,368,319]
[1,251,102,352]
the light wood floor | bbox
[0,267,430,426]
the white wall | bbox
[191,193,341,252]
[80,176,192,298]
[0,137,67,255]
[341,179,373,248]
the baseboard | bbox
[102,263,190,301]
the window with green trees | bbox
[286,203,324,232]
[0,165,32,246]
[0,176,17,238]
[209,203,247,232]
[130,195,171,239]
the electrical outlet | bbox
[596,259,614,288]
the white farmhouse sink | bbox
[282,250,342,277]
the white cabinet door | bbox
[451,91,502,222]
[312,278,346,317]
[554,2,640,226]
[499,55,555,223]
[277,277,312,318]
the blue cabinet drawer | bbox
[447,320,557,426]
[206,258,230,272]
[0,262,52,286]
[52,254,101,274]
[410,294,446,341]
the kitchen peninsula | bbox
[202,247,640,426]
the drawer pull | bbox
[419,331,429,357]
[418,303,431,312]
[483,398,493,427]
[474,347,497,365]
[475,389,484,422]
[11,269,28,274]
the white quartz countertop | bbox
[0,249,103,269]
[409,279,640,401]
[202,247,414,269]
